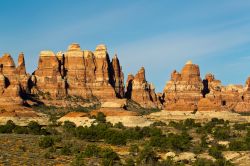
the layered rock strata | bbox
[163,61,203,111]
[0,53,29,105]
[31,43,124,100]
[125,67,159,108]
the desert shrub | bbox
[44,151,54,159]
[75,123,110,141]
[200,135,208,148]
[28,121,43,135]
[101,147,120,166]
[149,135,168,150]
[39,136,55,148]
[61,143,72,155]
[215,158,234,166]
[49,146,56,153]
[208,146,223,159]
[211,118,225,125]
[169,119,201,131]
[168,132,192,151]
[150,121,167,127]
[82,144,101,157]
[193,158,215,166]
[71,154,86,166]
[125,158,135,166]
[45,126,59,135]
[129,144,139,156]
[137,145,158,165]
[63,121,76,130]
[105,129,127,145]
[0,120,16,133]
[159,157,177,166]
[13,126,29,134]
[114,122,125,129]
[96,112,106,123]
[213,126,231,140]
[169,121,186,130]
[233,123,250,130]
[229,140,248,151]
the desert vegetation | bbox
[0,116,250,165]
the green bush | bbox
[114,122,125,129]
[105,129,127,145]
[71,154,86,166]
[0,120,16,133]
[208,146,223,159]
[233,123,250,130]
[215,158,234,166]
[28,121,42,135]
[193,158,215,166]
[101,147,120,166]
[229,140,248,151]
[82,144,101,157]
[44,151,54,159]
[137,145,158,165]
[149,135,168,149]
[39,136,55,148]
[13,126,29,134]
[150,121,167,127]
[213,126,231,140]
[169,132,192,151]
[159,157,177,166]
[129,144,139,156]
[96,112,106,123]
[63,121,76,130]
[125,158,135,166]
[61,144,72,155]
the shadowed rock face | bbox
[111,54,124,98]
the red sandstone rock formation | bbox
[1,44,250,113]
[31,43,123,100]
[111,54,124,98]
[163,61,203,111]
[0,53,30,106]
[32,50,66,98]
[125,67,159,108]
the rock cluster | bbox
[163,61,250,112]
[1,44,250,113]
[125,67,159,108]
[163,61,203,111]
[30,44,123,100]
[0,53,29,106]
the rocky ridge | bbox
[0,43,250,113]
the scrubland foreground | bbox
[0,114,250,166]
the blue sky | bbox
[1,0,250,92]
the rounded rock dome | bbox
[185,60,193,65]
[95,44,107,51]
[68,43,81,51]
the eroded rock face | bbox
[163,62,250,112]
[32,51,66,98]
[111,54,124,98]
[0,53,30,105]
[125,67,159,108]
[163,61,203,111]
[31,43,122,100]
